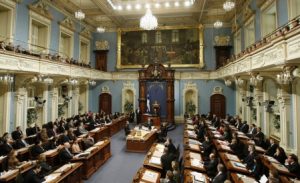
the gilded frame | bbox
[116,25,204,69]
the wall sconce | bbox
[224,79,232,86]
[276,66,295,84]
[249,74,263,86]
[0,74,14,84]
[89,80,96,86]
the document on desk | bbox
[0,169,18,179]
[74,152,90,158]
[233,162,246,168]
[156,144,165,152]
[94,141,104,146]
[189,152,201,160]
[236,173,258,183]
[149,156,161,165]
[191,159,203,167]
[142,170,158,182]
[188,139,201,145]
[42,149,57,156]
[152,150,163,158]
[191,171,205,182]
[189,144,200,150]
[43,172,61,183]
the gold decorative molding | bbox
[95,40,109,50]
[28,0,53,20]
[59,17,75,31]
[80,27,91,40]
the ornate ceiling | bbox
[51,0,250,31]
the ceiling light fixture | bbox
[214,20,223,28]
[223,0,235,11]
[135,4,141,10]
[184,1,191,6]
[75,0,85,20]
[165,2,170,8]
[155,3,160,8]
[174,2,180,7]
[97,27,105,33]
[126,4,132,10]
[140,8,158,30]
[145,3,150,9]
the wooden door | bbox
[99,93,112,114]
[210,94,226,119]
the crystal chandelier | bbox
[75,9,85,20]
[223,0,235,11]
[214,20,223,28]
[97,27,105,33]
[140,8,158,30]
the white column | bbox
[14,87,28,132]
[51,87,59,121]
[42,84,48,124]
[1,84,11,133]
[73,87,79,115]
[254,90,263,127]
[67,85,72,117]
[277,88,291,151]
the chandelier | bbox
[97,27,105,33]
[75,9,85,20]
[140,8,158,30]
[0,74,14,84]
[214,20,223,28]
[223,0,235,11]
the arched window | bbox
[155,31,162,44]
[172,30,179,43]
[141,32,147,43]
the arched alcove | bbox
[182,82,198,116]
[122,81,136,114]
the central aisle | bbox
[85,124,184,183]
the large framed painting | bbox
[117,25,204,69]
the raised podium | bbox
[142,113,160,126]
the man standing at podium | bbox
[146,94,151,113]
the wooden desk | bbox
[224,160,250,175]
[183,150,205,172]
[126,128,158,153]
[142,114,160,126]
[72,139,111,179]
[43,162,83,183]
[219,152,241,162]
[260,155,296,177]
[143,143,165,173]
[212,139,233,153]
[230,173,258,183]
[89,126,109,142]
[41,149,59,167]
[132,167,161,183]
[0,161,36,183]
[184,169,210,183]
[183,138,202,153]
[106,116,128,136]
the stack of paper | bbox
[149,157,161,165]
[142,170,158,182]
[191,159,202,167]
[233,162,246,168]
[191,171,205,182]
[190,152,201,160]
[43,172,61,183]
[189,144,200,150]
[0,170,18,179]
[152,151,163,158]
[90,128,100,133]
[94,141,104,146]
[85,146,97,153]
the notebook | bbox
[149,157,161,165]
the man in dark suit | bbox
[124,121,131,136]
[135,107,141,124]
[202,135,212,159]
[240,121,249,134]
[0,139,13,156]
[13,136,29,149]
[23,163,44,183]
[247,124,257,138]
[59,142,74,164]
[12,126,23,141]
[31,140,45,158]
[212,164,227,183]
[160,148,174,178]
[165,138,176,155]
[285,154,300,177]
[254,127,265,147]
[243,145,257,169]
[204,153,218,178]
[265,138,278,156]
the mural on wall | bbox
[117,25,204,69]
